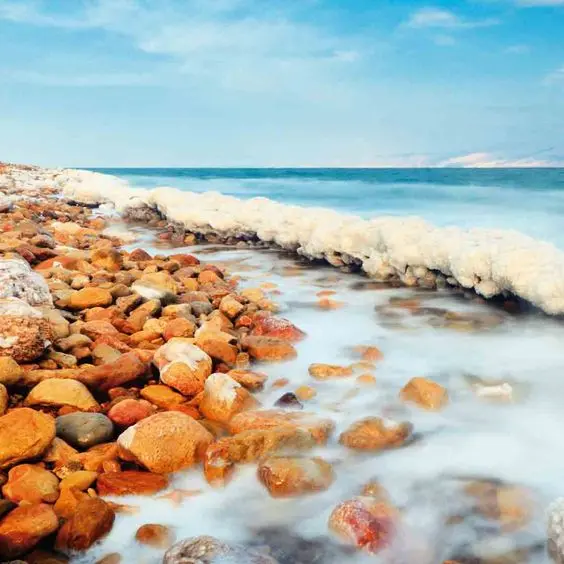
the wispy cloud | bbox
[0,0,366,99]
[404,7,499,29]
[504,44,530,54]
[514,0,564,6]
[438,152,560,167]
[544,65,564,84]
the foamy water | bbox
[71,237,562,563]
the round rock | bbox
[56,412,114,450]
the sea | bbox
[77,167,564,564]
[94,167,564,247]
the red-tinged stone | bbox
[2,464,60,504]
[135,523,175,548]
[128,249,152,262]
[83,351,149,390]
[0,503,59,558]
[35,256,78,271]
[80,321,118,340]
[169,254,200,267]
[328,497,397,554]
[250,311,306,342]
[55,497,115,551]
[96,471,168,496]
[108,399,155,427]
[92,335,131,353]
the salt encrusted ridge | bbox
[4,165,564,315]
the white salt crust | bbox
[4,165,564,314]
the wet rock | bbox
[328,496,397,554]
[25,379,100,412]
[74,442,119,473]
[163,317,196,340]
[219,295,244,319]
[0,383,7,415]
[80,320,118,340]
[244,336,297,362]
[128,248,152,262]
[117,411,213,473]
[59,470,98,491]
[295,386,317,401]
[96,471,168,496]
[339,417,412,451]
[258,456,334,498]
[153,339,213,397]
[308,363,353,380]
[190,301,213,316]
[250,311,305,342]
[195,333,239,366]
[199,373,258,424]
[230,410,334,445]
[132,271,178,301]
[0,499,16,519]
[135,523,175,549]
[0,356,23,386]
[107,398,155,427]
[0,503,59,558]
[83,350,149,391]
[139,384,184,409]
[56,333,92,352]
[274,392,303,410]
[0,408,55,469]
[0,298,52,362]
[90,248,123,272]
[2,464,60,504]
[204,427,316,486]
[228,369,267,391]
[68,287,113,310]
[163,535,279,564]
[0,258,52,306]
[400,377,448,411]
[55,497,115,552]
[56,412,114,450]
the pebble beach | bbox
[1,162,564,564]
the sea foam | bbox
[5,165,564,315]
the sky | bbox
[0,0,563,167]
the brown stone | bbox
[76,443,119,473]
[244,336,297,362]
[228,369,267,391]
[3,464,60,504]
[80,320,118,340]
[328,496,397,553]
[135,523,175,549]
[400,377,448,411]
[68,287,113,310]
[83,351,149,390]
[0,503,59,558]
[163,317,196,340]
[91,248,123,272]
[55,497,115,552]
[53,486,90,519]
[339,417,412,451]
[108,399,155,427]
[199,373,258,424]
[140,384,184,409]
[250,311,305,342]
[195,335,238,366]
[0,356,23,386]
[0,408,55,469]
[219,295,244,319]
[258,456,334,497]
[229,410,334,445]
[97,471,168,496]
[59,471,98,492]
[117,411,213,473]
[25,379,100,412]
[0,383,7,415]
[308,363,353,380]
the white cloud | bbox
[504,44,530,54]
[0,0,366,99]
[544,66,564,84]
[404,7,499,29]
[438,152,559,167]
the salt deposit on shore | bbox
[2,164,564,314]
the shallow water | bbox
[75,229,564,563]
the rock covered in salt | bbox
[0,259,52,307]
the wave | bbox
[22,167,564,316]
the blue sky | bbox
[0,0,563,167]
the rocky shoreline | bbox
[0,162,558,564]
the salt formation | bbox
[548,499,564,562]
[6,164,564,315]
[0,259,53,307]
[0,297,52,362]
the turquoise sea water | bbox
[93,167,564,247]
